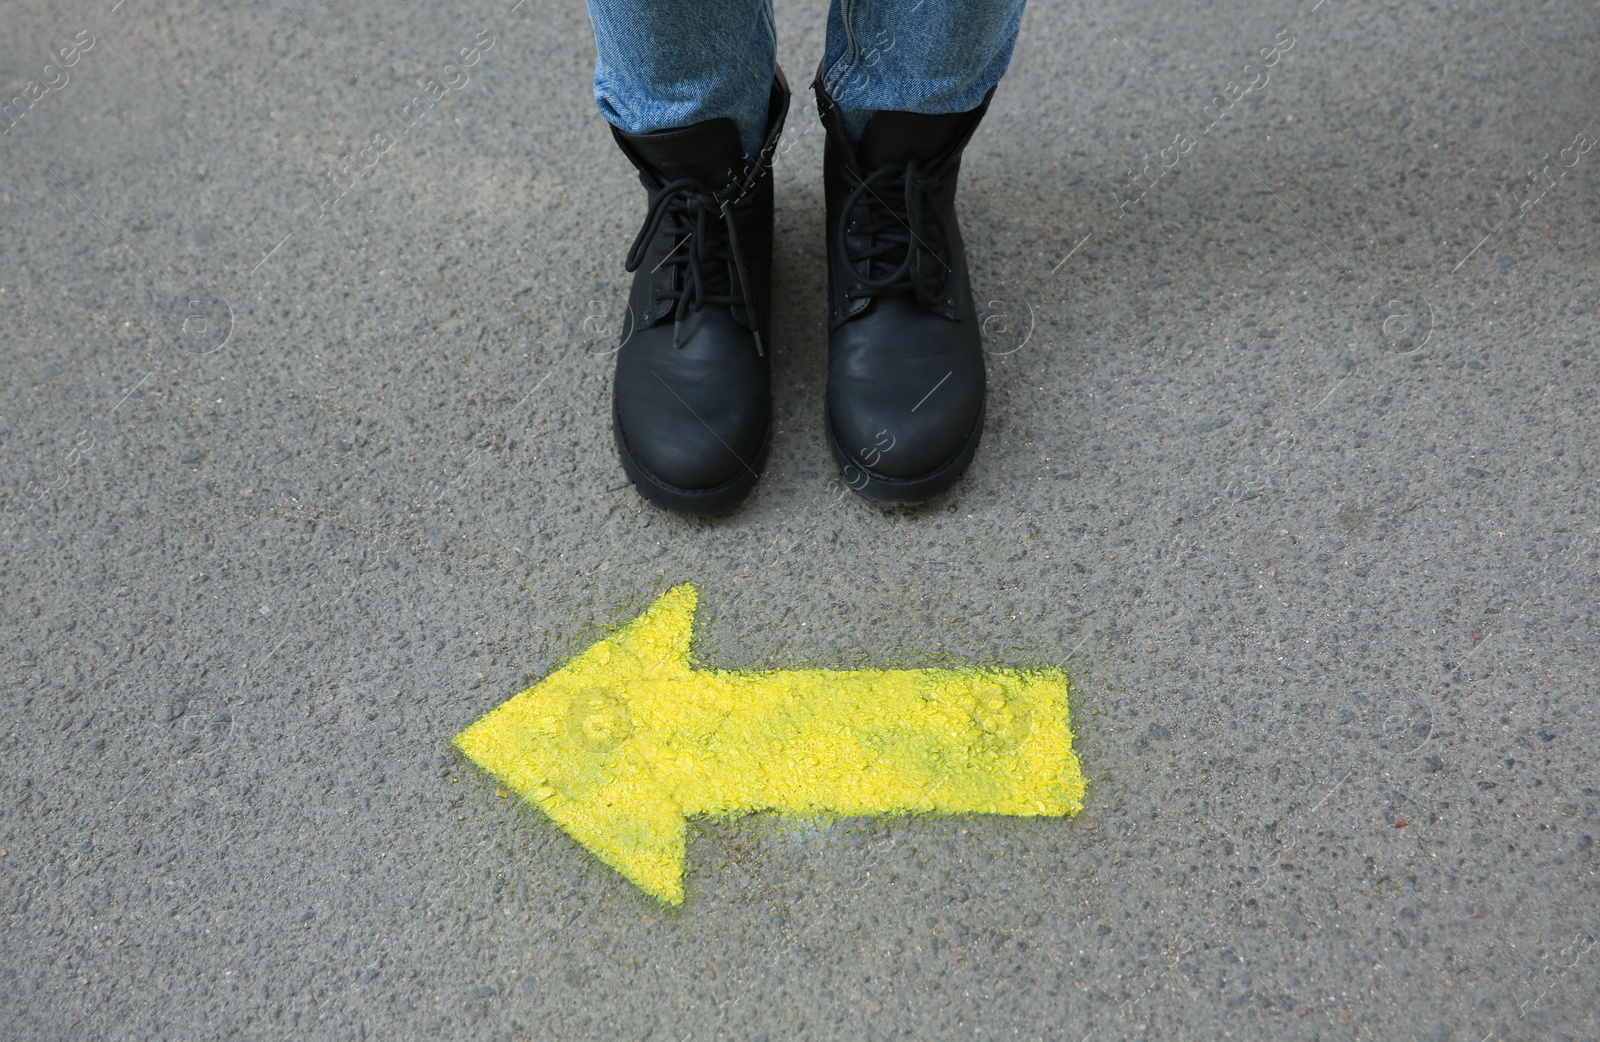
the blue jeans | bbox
[585,0,1028,160]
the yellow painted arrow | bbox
[454,584,1084,904]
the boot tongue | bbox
[855,110,973,170]
[622,117,746,188]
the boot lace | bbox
[625,179,764,354]
[838,159,952,308]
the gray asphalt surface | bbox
[3,0,1598,1039]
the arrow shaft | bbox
[618,667,1079,818]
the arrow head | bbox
[454,584,700,904]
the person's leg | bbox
[585,0,777,161]
[818,0,1027,145]
[586,0,791,515]
[813,0,1028,504]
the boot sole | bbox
[825,399,984,506]
[613,402,771,517]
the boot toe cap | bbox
[613,321,770,498]
[827,305,985,481]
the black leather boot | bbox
[610,71,790,516]
[815,77,993,504]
